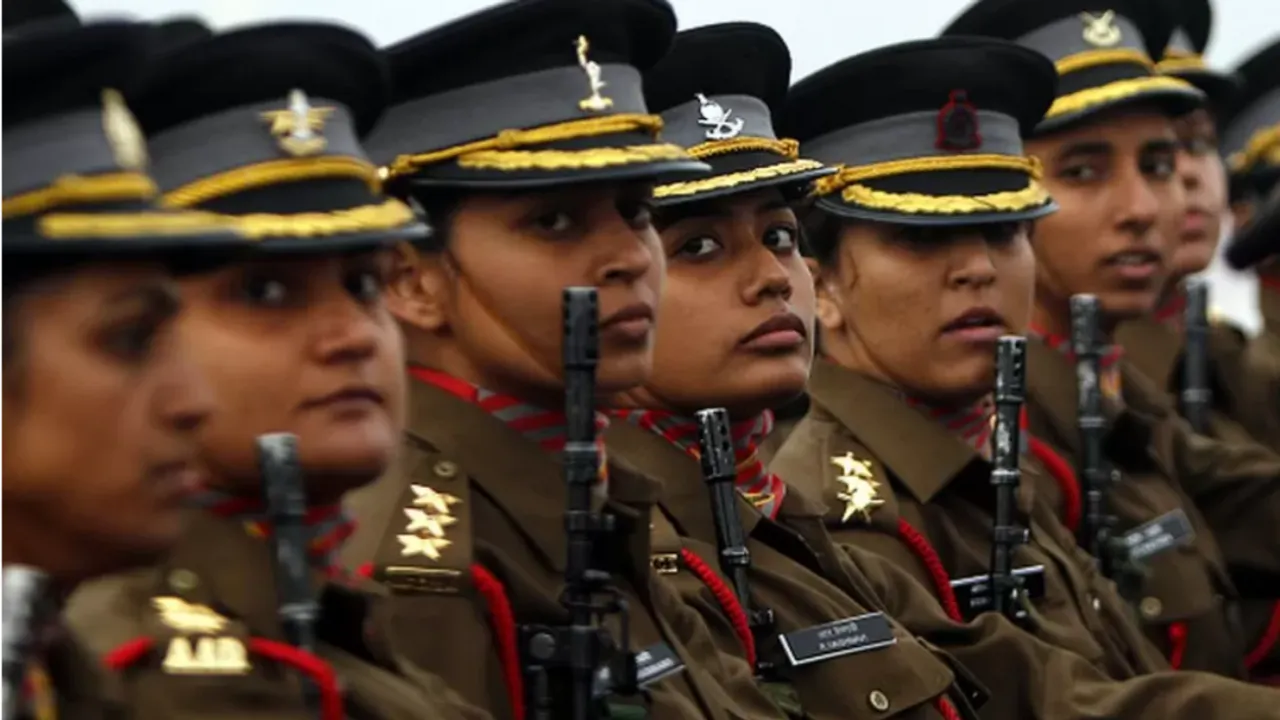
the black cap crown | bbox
[1156,0,1238,108]
[129,22,427,252]
[3,20,238,256]
[781,36,1058,228]
[942,0,1204,133]
[1225,191,1280,270]
[1220,37,1280,197]
[364,0,708,190]
[643,22,832,205]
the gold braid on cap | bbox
[1156,49,1208,74]
[3,172,157,219]
[1228,125,1280,173]
[654,159,825,199]
[161,157,381,208]
[1044,75,1198,120]
[685,137,800,160]
[383,113,688,177]
[812,153,1048,216]
[1055,48,1154,76]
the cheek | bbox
[848,270,931,352]
[999,244,1037,330]
[787,261,817,332]
[650,275,728,380]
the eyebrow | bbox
[1141,138,1179,154]
[104,281,181,319]
[1055,140,1113,161]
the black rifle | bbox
[523,287,635,720]
[2,566,51,720]
[256,433,321,713]
[989,337,1030,620]
[1068,296,1142,602]
[1180,278,1212,434]
[695,407,778,679]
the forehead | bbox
[1031,106,1177,151]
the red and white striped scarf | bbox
[1030,327,1125,402]
[189,490,355,580]
[609,409,787,520]
[903,396,996,459]
[409,366,609,496]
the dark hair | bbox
[386,178,468,251]
[799,200,845,267]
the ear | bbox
[806,256,846,334]
[385,242,450,332]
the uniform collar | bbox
[1114,314,1181,392]
[604,421,767,541]
[806,360,982,505]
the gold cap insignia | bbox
[575,35,614,113]
[151,597,250,675]
[831,452,884,523]
[398,484,462,560]
[101,89,148,171]
[260,89,334,157]
[1079,11,1122,48]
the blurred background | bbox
[69,0,1277,333]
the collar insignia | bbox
[397,484,462,560]
[831,452,884,523]
[151,597,250,676]
[260,89,334,157]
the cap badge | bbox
[936,90,982,152]
[831,452,883,524]
[575,35,614,112]
[1079,10,1122,48]
[695,93,744,140]
[101,89,148,171]
[260,89,334,157]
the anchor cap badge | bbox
[695,93,745,141]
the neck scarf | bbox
[189,490,355,579]
[610,409,787,520]
[1030,327,1125,402]
[903,396,996,459]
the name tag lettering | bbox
[1123,510,1195,562]
[634,642,685,688]
[779,612,897,667]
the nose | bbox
[594,214,658,287]
[742,244,794,305]
[156,343,214,436]
[1114,164,1161,240]
[947,231,998,290]
[309,292,381,367]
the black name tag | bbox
[778,612,897,667]
[949,565,1046,621]
[1123,510,1195,562]
[634,642,685,688]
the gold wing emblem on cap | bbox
[101,89,148,171]
[575,35,614,113]
[1079,10,1122,47]
[831,452,884,523]
[260,89,334,157]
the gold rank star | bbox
[831,452,884,523]
[403,507,456,538]
[409,484,461,514]
[398,533,452,560]
[260,89,334,157]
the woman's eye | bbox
[763,226,798,253]
[347,269,384,303]
[102,319,159,362]
[534,211,574,233]
[1060,164,1098,182]
[1147,156,1177,180]
[621,199,654,229]
[676,236,723,259]
[241,276,289,307]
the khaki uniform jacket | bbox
[1238,290,1280,450]
[64,511,489,720]
[341,380,785,720]
[14,624,118,720]
[770,361,1166,681]
[1115,316,1262,448]
[606,421,977,720]
[1024,336,1280,676]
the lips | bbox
[303,385,386,409]
[940,306,1006,334]
[737,312,803,345]
[600,303,655,328]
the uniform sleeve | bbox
[841,545,1280,720]
[1162,415,1280,578]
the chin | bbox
[1171,245,1216,279]
[596,354,653,396]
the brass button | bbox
[1140,596,1163,619]
[433,460,458,479]
[168,568,199,592]
[868,690,890,712]
[1091,595,1102,611]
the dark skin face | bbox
[1170,108,1228,280]
[3,264,213,584]
[389,182,663,407]
[814,220,1036,406]
[615,188,814,418]
[1026,108,1183,336]
[177,251,405,505]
